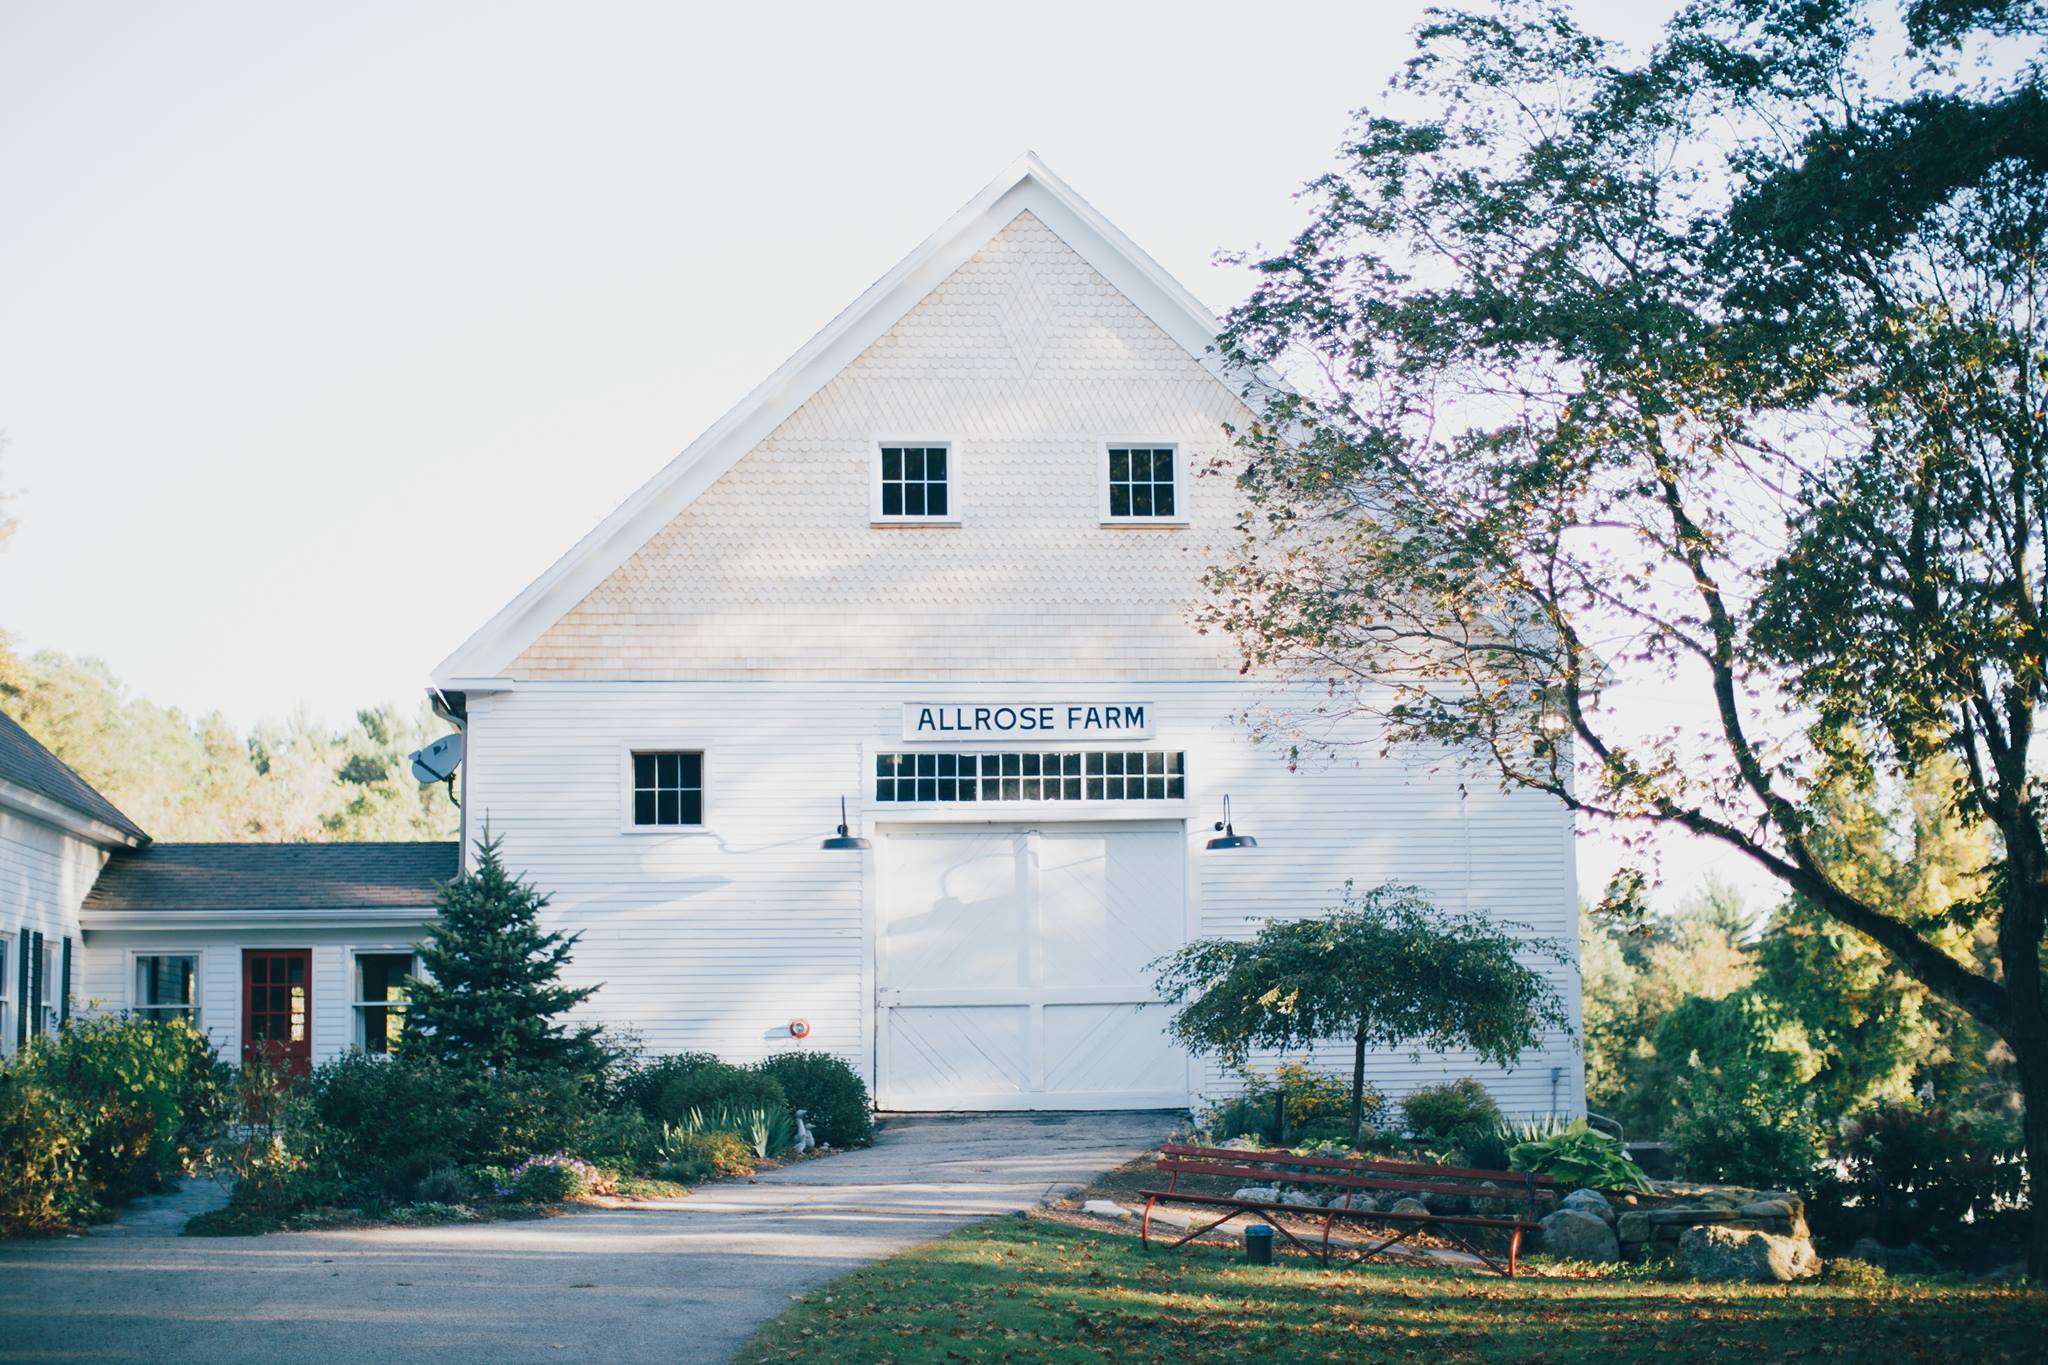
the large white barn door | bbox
[876,824,1187,1110]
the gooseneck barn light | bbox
[821,796,872,851]
[1206,794,1258,851]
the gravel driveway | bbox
[0,1112,1172,1365]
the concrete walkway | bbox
[0,1112,1173,1365]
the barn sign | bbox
[900,702,1155,742]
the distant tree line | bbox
[2,650,456,843]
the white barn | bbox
[431,154,1585,1116]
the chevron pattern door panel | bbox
[877,823,1187,1110]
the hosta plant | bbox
[1506,1120,1652,1193]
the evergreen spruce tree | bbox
[403,828,610,1078]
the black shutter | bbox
[13,933,25,1047]
[27,932,43,1038]
[59,937,72,1027]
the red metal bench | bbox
[1139,1142,1558,1277]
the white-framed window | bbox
[1100,442,1185,524]
[0,934,11,1052]
[35,938,53,1037]
[870,439,957,524]
[352,950,417,1054]
[629,749,705,828]
[132,952,200,1025]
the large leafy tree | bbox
[1151,884,1569,1141]
[1206,0,2048,1269]
[403,830,611,1079]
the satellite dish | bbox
[409,732,464,786]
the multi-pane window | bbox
[632,751,704,827]
[354,953,415,1054]
[1107,446,1176,519]
[133,954,198,1024]
[875,751,1186,803]
[879,444,949,518]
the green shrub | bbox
[1401,1079,1502,1143]
[1507,1120,1652,1193]
[658,1125,756,1179]
[1665,1063,1825,1192]
[1203,1063,1386,1145]
[0,1015,230,1233]
[411,1163,473,1204]
[574,1106,658,1172]
[1455,1125,1513,1172]
[617,1052,723,1117]
[655,1062,785,1121]
[508,1154,594,1201]
[1824,1257,1889,1289]
[754,1051,874,1148]
[1837,1100,2026,1251]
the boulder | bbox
[1677,1225,1820,1284]
[1390,1197,1431,1218]
[1560,1188,1615,1224]
[1537,1208,1621,1263]
[1278,1189,1323,1208]
[1081,1199,1131,1220]
[1232,1186,1281,1203]
[1615,1210,1653,1245]
[1739,1199,1793,1221]
[1331,1192,1377,1210]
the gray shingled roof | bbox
[81,841,457,914]
[0,709,148,844]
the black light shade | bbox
[1206,793,1258,851]
[822,796,871,851]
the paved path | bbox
[0,1112,1173,1365]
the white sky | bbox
[0,0,1770,912]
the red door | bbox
[242,949,312,1079]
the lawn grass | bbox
[735,1216,2046,1364]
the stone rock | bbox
[1739,1199,1792,1221]
[1615,1210,1653,1245]
[1278,1189,1323,1208]
[1330,1192,1373,1210]
[1423,1191,1468,1215]
[1390,1197,1431,1218]
[1651,1205,1738,1225]
[1677,1225,1821,1284]
[1081,1199,1131,1220]
[1233,1186,1281,1203]
[1560,1188,1616,1224]
[1537,1208,1621,1263]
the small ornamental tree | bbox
[1152,884,1570,1142]
[403,829,611,1080]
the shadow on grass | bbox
[738,1217,2048,1365]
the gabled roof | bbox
[433,151,1241,686]
[80,841,456,916]
[0,709,148,845]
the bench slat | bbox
[1162,1142,1555,1186]
[1154,1159,1542,1207]
[1138,1189,1537,1231]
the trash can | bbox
[1244,1224,1275,1266]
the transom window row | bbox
[875,751,1187,803]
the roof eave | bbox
[0,776,147,850]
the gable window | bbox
[632,751,704,827]
[875,750,1186,803]
[1104,445,1180,521]
[353,952,416,1054]
[133,954,199,1025]
[874,443,952,521]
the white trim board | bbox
[432,151,1251,685]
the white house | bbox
[431,153,1585,1116]
[3,697,453,1073]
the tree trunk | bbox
[2013,1033,2048,1281]
[1350,1029,1368,1144]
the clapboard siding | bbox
[467,679,1583,1115]
[0,807,105,1041]
[79,926,436,1066]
